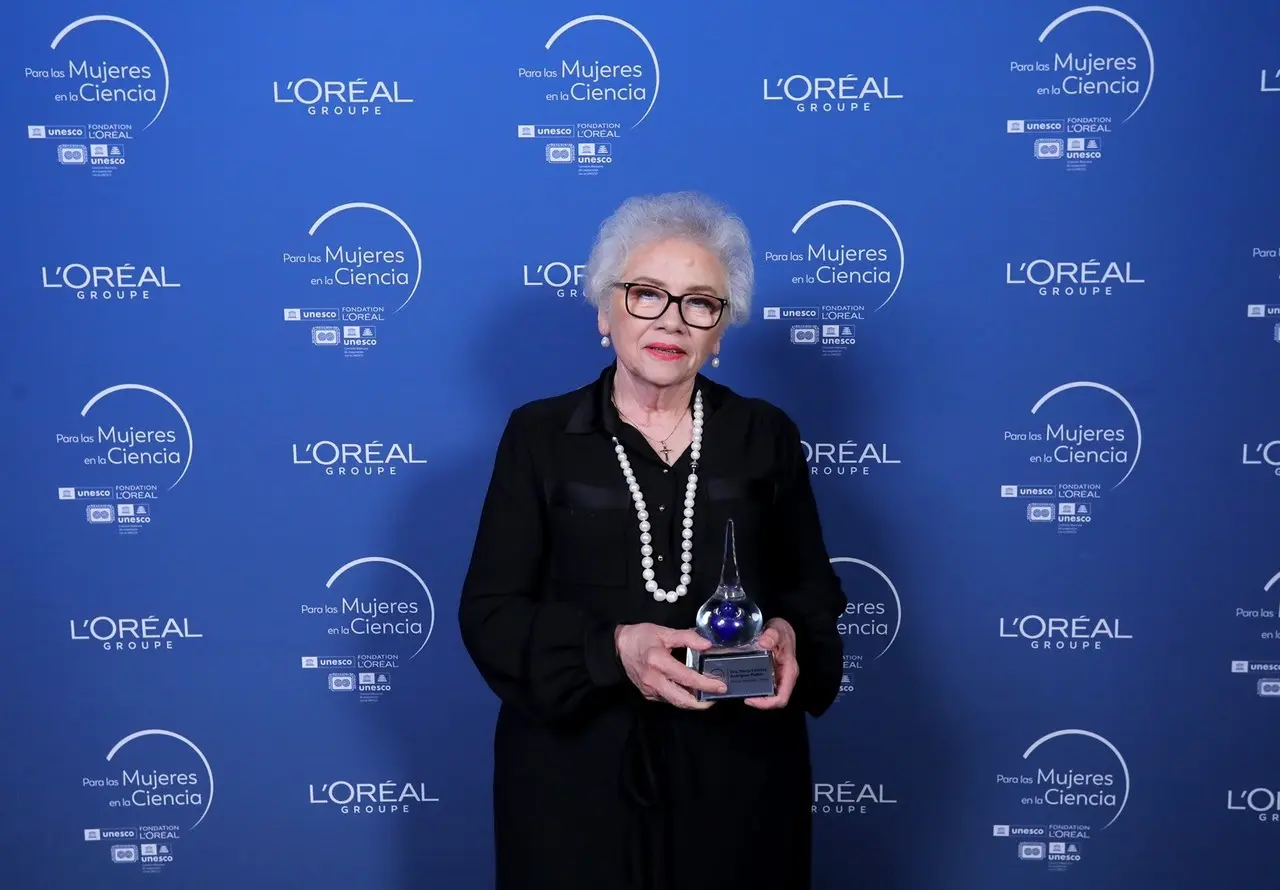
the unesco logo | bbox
[58,144,87,164]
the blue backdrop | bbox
[2,0,1277,886]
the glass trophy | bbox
[685,519,777,701]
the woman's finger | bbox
[744,647,797,709]
[663,627,714,651]
[774,652,799,703]
[660,655,728,695]
[660,678,712,710]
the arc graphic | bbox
[1030,381,1141,489]
[1038,6,1154,123]
[830,557,901,659]
[1022,728,1130,829]
[51,16,171,130]
[325,557,436,658]
[792,200,905,312]
[80,384,193,490]
[106,729,214,830]
[545,15,660,129]
[308,203,422,314]
[1263,569,1280,614]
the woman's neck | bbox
[612,361,694,424]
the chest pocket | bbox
[545,481,630,587]
[706,477,776,511]
[703,476,776,581]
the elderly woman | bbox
[458,191,848,890]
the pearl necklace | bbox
[611,390,704,603]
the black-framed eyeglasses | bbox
[613,282,728,329]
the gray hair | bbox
[584,191,754,327]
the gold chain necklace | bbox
[613,398,689,464]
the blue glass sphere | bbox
[696,591,763,648]
[708,601,747,645]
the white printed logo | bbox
[1241,439,1280,477]
[1006,6,1154,169]
[1228,785,1280,821]
[47,16,171,127]
[1245,247,1280,343]
[81,729,213,871]
[290,439,427,476]
[760,200,905,357]
[1030,383,1142,487]
[999,614,1131,651]
[301,556,436,702]
[812,780,898,815]
[802,439,900,479]
[522,261,585,298]
[1000,381,1141,534]
[56,384,194,534]
[1230,569,1280,699]
[516,16,660,175]
[25,16,171,176]
[272,78,413,116]
[993,729,1129,870]
[1004,259,1143,295]
[308,780,438,814]
[281,202,422,356]
[42,262,180,302]
[543,16,659,128]
[830,557,901,699]
[71,616,202,652]
[762,72,903,114]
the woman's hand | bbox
[744,617,799,710]
[615,623,727,709]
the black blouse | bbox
[458,363,848,890]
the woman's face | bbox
[599,237,727,390]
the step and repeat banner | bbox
[1,0,1276,887]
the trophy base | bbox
[685,644,776,702]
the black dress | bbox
[458,364,848,890]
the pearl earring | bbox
[711,354,720,368]
[600,335,611,347]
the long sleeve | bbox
[458,409,627,723]
[769,415,849,717]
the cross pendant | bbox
[659,444,672,463]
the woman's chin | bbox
[638,356,695,384]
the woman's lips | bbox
[644,343,685,361]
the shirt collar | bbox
[565,361,726,435]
